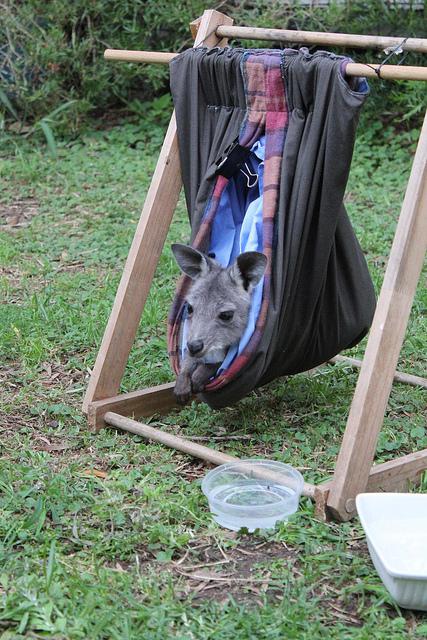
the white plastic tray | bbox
[356,493,427,611]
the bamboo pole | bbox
[348,62,427,81]
[104,50,175,63]
[329,355,427,389]
[104,50,175,62]
[104,49,427,81]
[104,411,316,498]
[216,25,427,53]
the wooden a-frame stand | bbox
[83,10,427,522]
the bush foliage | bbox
[1,0,426,135]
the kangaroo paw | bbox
[174,373,192,405]
[191,363,219,394]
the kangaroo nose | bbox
[187,340,204,356]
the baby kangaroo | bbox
[171,243,267,404]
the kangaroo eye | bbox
[187,304,193,315]
[218,310,234,322]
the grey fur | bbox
[171,243,267,404]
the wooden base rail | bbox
[104,411,317,498]
[87,355,427,432]
[88,383,178,431]
[104,49,427,82]
[316,449,427,519]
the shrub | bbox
[0,0,212,133]
[1,0,425,136]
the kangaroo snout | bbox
[187,340,204,356]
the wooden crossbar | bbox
[87,357,427,432]
[104,49,427,81]
[84,9,427,522]
[215,24,427,52]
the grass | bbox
[0,109,426,639]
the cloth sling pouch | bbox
[168,47,376,409]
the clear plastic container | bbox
[202,459,304,532]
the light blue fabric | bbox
[214,136,265,372]
[180,136,266,368]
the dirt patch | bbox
[0,361,85,403]
[311,571,365,627]
[0,361,87,458]
[0,363,22,397]
[171,539,298,605]
[0,199,39,229]
[173,457,211,481]
[0,265,23,293]
[38,360,86,392]
[117,538,299,607]
[117,537,376,625]
[0,412,40,437]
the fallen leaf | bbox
[82,469,107,479]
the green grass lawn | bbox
[0,111,426,639]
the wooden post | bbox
[327,109,427,522]
[83,10,233,412]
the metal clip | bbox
[215,139,251,179]
[239,162,259,188]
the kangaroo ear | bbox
[171,244,210,279]
[230,252,267,290]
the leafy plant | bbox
[1,0,425,138]
[0,0,212,134]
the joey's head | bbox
[172,244,267,358]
